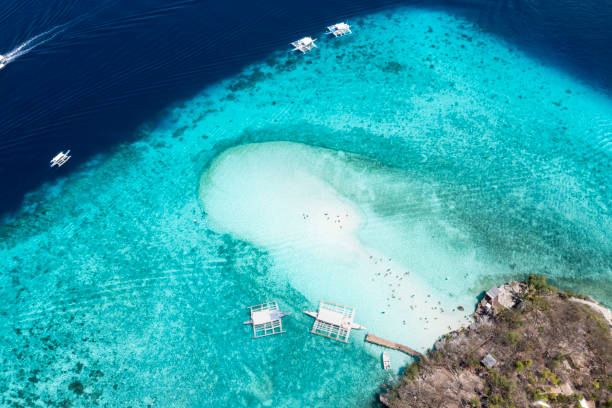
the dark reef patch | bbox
[381,61,406,73]
[228,68,272,92]
[68,381,84,395]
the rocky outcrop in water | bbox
[381,276,612,408]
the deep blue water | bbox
[1,0,612,217]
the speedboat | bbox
[0,55,6,70]
[382,352,391,370]
[50,150,71,167]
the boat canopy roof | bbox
[331,22,349,29]
[51,152,66,161]
[252,309,284,325]
[317,308,353,327]
[327,22,352,36]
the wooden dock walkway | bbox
[365,334,424,358]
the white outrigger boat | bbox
[243,301,289,338]
[326,22,352,37]
[50,150,71,167]
[0,55,6,70]
[382,352,391,370]
[290,37,317,54]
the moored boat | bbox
[382,352,391,370]
[245,301,289,338]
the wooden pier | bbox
[365,334,424,358]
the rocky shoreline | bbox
[381,276,612,408]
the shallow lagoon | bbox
[1,7,611,407]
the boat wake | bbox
[0,25,66,69]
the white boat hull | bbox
[382,352,391,370]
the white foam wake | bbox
[1,25,66,68]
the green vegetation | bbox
[539,368,561,386]
[466,353,480,369]
[504,331,519,345]
[384,278,612,408]
[532,388,547,401]
[527,275,549,292]
[469,396,481,407]
[551,353,564,369]
[483,369,517,408]
[402,361,419,381]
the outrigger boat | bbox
[50,150,71,167]
[290,37,317,54]
[326,22,352,37]
[382,352,391,370]
[303,302,364,343]
[243,301,289,338]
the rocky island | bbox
[381,276,612,408]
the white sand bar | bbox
[199,142,505,358]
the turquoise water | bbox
[1,7,611,407]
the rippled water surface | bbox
[1,1,611,407]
